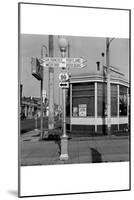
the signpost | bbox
[31,37,87,160]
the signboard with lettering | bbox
[59,82,69,88]
[31,57,43,80]
[79,104,87,117]
[40,57,86,68]
[59,72,69,82]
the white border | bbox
[1,0,134,200]
[21,3,129,38]
[19,3,130,197]
[21,162,129,196]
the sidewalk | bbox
[20,129,129,142]
[20,130,129,166]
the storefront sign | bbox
[79,104,87,117]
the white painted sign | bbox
[59,82,69,88]
[66,63,86,68]
[40,57,86,68]
[79,104,87,117]
[59,72,69,82]
[41,57,85,63]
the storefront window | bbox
[97,83,117,117]
[111,84,117,116]
[119,85,127,116]
[66,88,70,116]
[72,82,94,116]
[97,83,107,117]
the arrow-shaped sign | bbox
[40,57,87,68]
[59,82,69,88]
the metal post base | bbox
[60,136,69,161]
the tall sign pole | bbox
[40,45,47,139]
[58,37,69,161]
[48,35,54,131]
[39,38,87,159]
[106,38,111,135]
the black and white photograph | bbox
[18,3,130,197]
[20,34,130,166]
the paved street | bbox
[20,130,129,166]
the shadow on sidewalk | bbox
[90,148,102,163]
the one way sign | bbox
[59,82,69,88]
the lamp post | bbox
[58,37,69,161]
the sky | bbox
[20,34,129,105]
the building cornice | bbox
[70,74,129,87]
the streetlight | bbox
[58,37,69,161]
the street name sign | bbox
[66,63,86,68]
[40,57,87,68]
[41,57,85,63]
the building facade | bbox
[21,96,47,119]
[66,73,129,135]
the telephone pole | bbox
[40,45,48,139]
[106,38,111,135]
[48,35,54,131]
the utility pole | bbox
[39,45,47,139]
[48,35,54,131]
[40,77,43,139]
[106,38,111,135]
[31,57,44,139]
[41,45,48,138]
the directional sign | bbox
[59,82,69,88]
[66,63,86,68]
[41,57,65,64]
[40,57,87,68]
[65,58,85,64]
[59,72,69,82]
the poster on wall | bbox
[18,2,130,198]
[73,107,78,116]
[79,104,87,116]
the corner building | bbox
[66,71,129,136]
